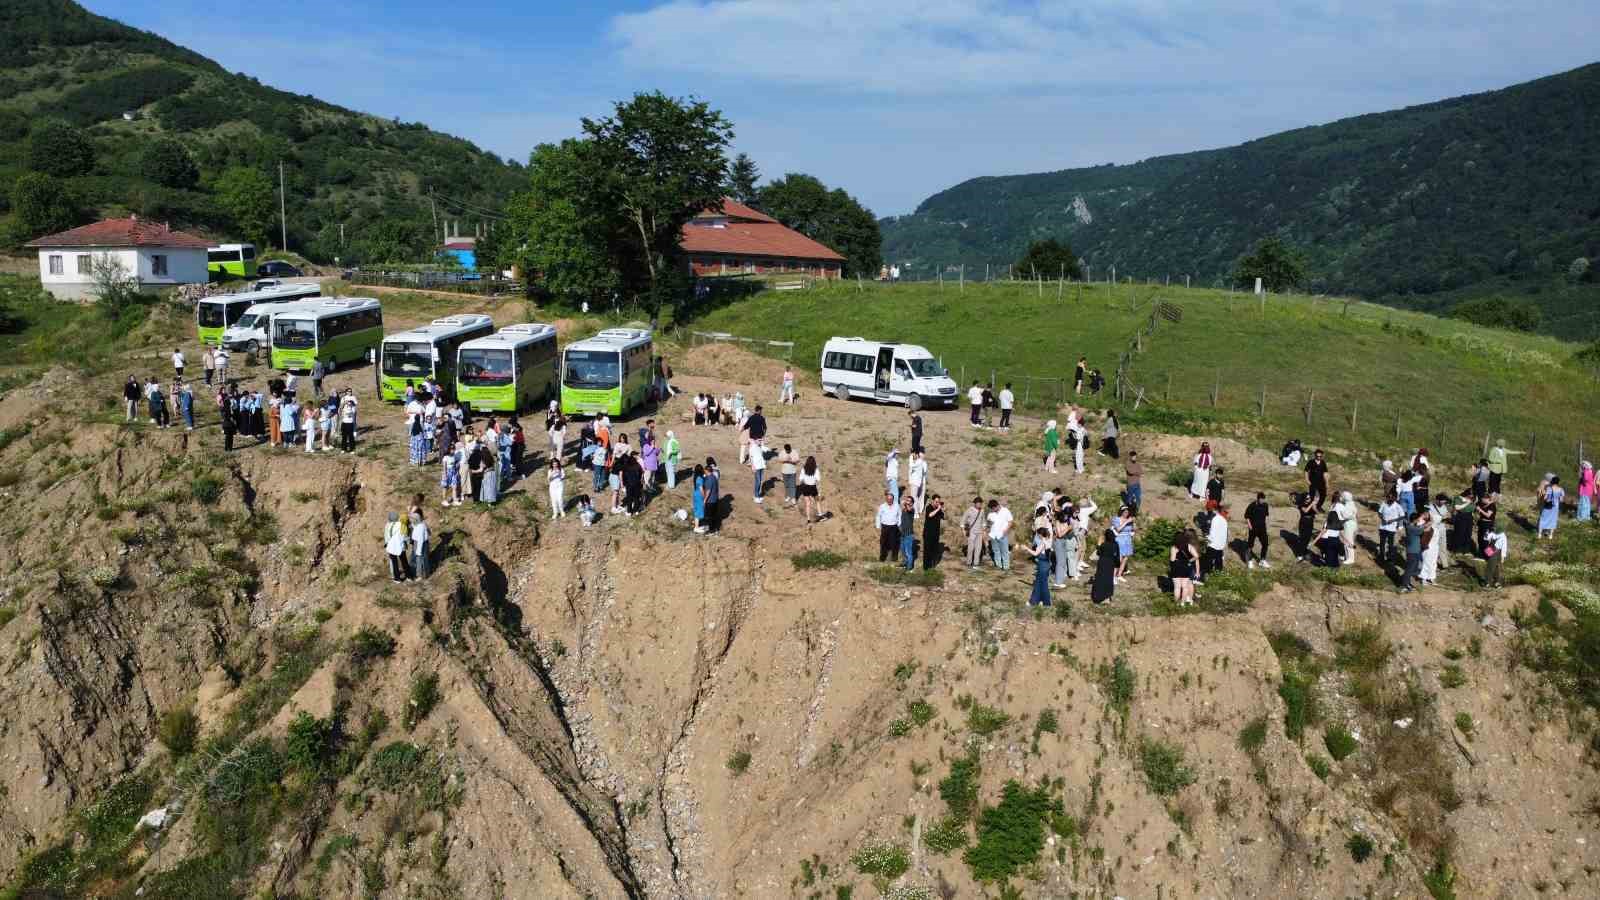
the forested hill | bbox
[0,0,522,264]
[881,62,1600,337]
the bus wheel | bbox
[833,383,850,402]
[906,393,923,412]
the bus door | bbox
[874,346,894,397]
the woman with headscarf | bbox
[622,453,644,515]
[1410,447,1432,511]
[1042,420,1059,473]
[1419,510,1442,584]
[479,433,501,504]
[1091,529,1120,604]
[1429,494,1454,570]
[1190,442,1213,500]
[1023,526,1053,607]
[1380,460,1397,496]
[1537,475,1564,539]
[1577,461,1595,522]
[1448,492,1476,555]
[691,463,707,532]
[1100,409,1120,458]
[1333,491,1359,559]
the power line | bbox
[431,191,508,221]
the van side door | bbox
[874,346,894,396]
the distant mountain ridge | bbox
[881,63,1600,336]
[0,0,521,264]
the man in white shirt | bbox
[967,382,984,428]
[1203,505,1230,582]
[1376,493,1405,564]
[201,347,215,385]
[998,383,1015,432]
[884,448,900,504]
[876,493,901,562]
[411,512,431,579]
[171,348,185,379]
[907,450,928,517]
[986,499,1013,571]
[214,346,230,383]
[339,390,359,453]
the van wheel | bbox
[245,340,259,355]
[833,383,850,402]
[906,393,923,412]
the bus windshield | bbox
[383,342,434,378]
[273,317,317,349]
[197,303,228,327]
[459,348,513,386]
[903,357,944,378]
[564,349,620,389]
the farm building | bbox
[442,238,477,269]
[680,198,845,279]
[25,216,210,300]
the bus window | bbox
[197,304,227,328]
[207,249,241,263]
[383,342,434,378]
[273,317,316,349]
[564,350,620,388]
[460,348,514,386]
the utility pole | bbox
[339,223,345,247]
[277,160,287,252]
[430,193,440,246]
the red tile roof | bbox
[24,217,212,250]
[681,197,844,262]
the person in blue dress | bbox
[1112,506,1136,583]
[691,464,707,533]
[1024,527,1052,606]
[1538,475,1564,539]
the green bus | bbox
[455,323,560,414]
[560,328,653,417]
[207,243,258,280]
[377,314,495,403]
[195,283,320,346]
[268,298,384,372]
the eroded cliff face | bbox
[1,361,1596,900]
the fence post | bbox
[1530,432,1537,467]
[1258,384,1266,418]
[1482,431,1490,458]
[1211,369,1220,408]
[1306,391,1314,427]
[1165,372,1172,403]
[1024,380,1031,405]
[959,264,964,292]
[1351,399,1358,433]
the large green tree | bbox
[10,172,80,238]
[504,140,623,304]
[726,152,761,206]
[212,166,275,247]
[758,173,882,278]
[141,138,199,189]
[24,120,94,177]
[1013,238,1082,280]
[1232,237,1308,292]
[580,92,732,328]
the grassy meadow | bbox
[691,280,1597,486]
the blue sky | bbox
[88,0,1600,216]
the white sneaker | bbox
[1248,560,1256,569]
[1260,561,1272,569]
[693,526,707,534]
[754,497,763,504]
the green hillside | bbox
[693,280,1598,487]
[881,63,1600,337]
[0,0,521,263]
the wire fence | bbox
[687,330,796,361]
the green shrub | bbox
[1454,712,1474,737]
[1137,738,1197,796]
[190,473,224,505]
[157,705,199,756]
[1033,708,1059,737]
[851,842,909,878]
[1439,664,1466,689]
[726,749,751,776]
[965,702,1010,736]
[365,742,426,792]
[1101,653,1136,716]
[1134,517,1185,560]
[1279,670,1322,741]
[1347,833,1375,863]
[963,780,1061,882]
[1334,622,1392,674]
[348,626,396,661]
[791,549,847,570]
[286,711,335,775]
[1238,715,1268,754]
[1306,754,1331,780]
[923,816,968,854]
[1424,859,1457,899]
[906,699,936,727]
[939,753,981,821]
[404,672,441,730]
[1323,725,1358,761]
[1163,467,1191,487]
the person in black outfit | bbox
[909,410,924,454]
[221,394,237,451]
[746,405,767,444]
[1318,510,1345,567]
[923,495,944,570]
[1295,491,1317,561]
[622,455,645,514]
[1244,492,1270,567]
[1305,450,1329,511]
[1091,529,1119,603]
[1206,467,1226,505]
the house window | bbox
[48,255,63,275]
[151,255,168,276]
[76,254,92,274]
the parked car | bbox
[258,260,303,277]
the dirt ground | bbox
[0,330,1593,900]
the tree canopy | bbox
[504,139,622,304]
[212,166,274,247]
[1013,238,1082,280]
[24,120,94,177]
[1232,237,1307,292]
[141,138,198,189]
[1450,297,1541,332]
[726,153,760,206]
[758,173,882,278]
[9,172,80,238]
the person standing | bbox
[1377,491,1404,565]
[310,358,325,402]
[986,499,1013,571]
[1419,510,1441,584]
[1189,442,1213,500]
[884,448,900,504]
[1487,439,1521,496]
[797,456,822,523]
[1244,492,1271,569]
[1295,491,1318,562]
[907,450,928,517]
[923,495,945,570]
[214,346,230,384]
[780,365,796,404]
[1091,528,1118,604]
[178,381,195,431]
[439,441,462,506]
[1474,491,1498,554]
[962,497,985,570]
[664,430,681,490]
[283,371,298,403]
[171,348,185,380]
[690,464,707,532]
[1112,506,1135,583]
[1024,527,1052,606]
[967,381,983,428]
[123,375,140,421]
[1042,420,1059,473]
[1469,459,1490,502]
[779,444,800,506]
[701,458,721,533]
[1482,525,1507,588]
[1399,513,1425,592]
[220,390,237,451]
[899,495,917,570]
[1051,506,1076,587]
[1334,491,1359,559]
[1409,448,1432,512]
[1203,504,1229,581]
[745,404,768,463]
[1577,461,1595,522]
[202,347,215,386]
[877,492,900,562]
[750,440,767,504]
[1538,476,1564,539]
[1069,418,1087,474]
[1318,510,1345,568]
[410,510,431,579]
[1124,451,1143,514]
[339,390,358,453]
[998,383,1014,433]
[1074,357,1087,396]
[1100,409,1120,458]
[909,409,924,454]
[545,457,566,519]
[385,512,412,582]
[1396,466,1418,516]
[1206,467,1226,506]
[1305,449,1329,511]
[1168,530,1198,605]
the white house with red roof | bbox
[25,215,211,300]
[680,198,845,279]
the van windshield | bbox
[234,314,257,330]
[903,357,944,378]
